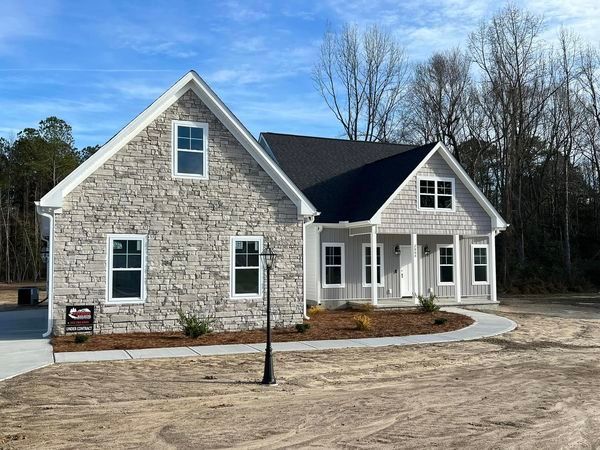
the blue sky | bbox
[1,0,598,149]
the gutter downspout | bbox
[38,209,54,338]
[302,215,316,319]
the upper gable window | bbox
[172,120,208,179]
[418,177,454,210]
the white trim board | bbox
[371,142,507,230]
[38,71,317,217]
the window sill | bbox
[322,284,345,289]
[230,294,263,300]
[417,207,456,213]
[362,284,385,289]
[106,299,146,305]
[437,282,455,287]
[173,173,208,180]
[473,281,490,286]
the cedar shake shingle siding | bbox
[378,153,492,235]
[52,89,304,335]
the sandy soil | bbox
[1,311,600,449]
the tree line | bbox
[0,117,98,283]
[313,5,600,292]
[1,4,598,292]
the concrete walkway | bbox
[0,308,54,381]
[54,308,516,363]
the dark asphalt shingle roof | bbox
[260,133,437,223]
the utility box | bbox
[17,287,39,305]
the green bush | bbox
[295,323,311,333]
[177,309,215,338]
[418,293,440,313]
[434,317,448,325]
[74,334,89,344]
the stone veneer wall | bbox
[52,89,304,335]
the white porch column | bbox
[411,233,418,304]
[454,234,461,303]
[490,231,497,302]
[370,225,378,306]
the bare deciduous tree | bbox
[409,48,472,162]
[313,24,409,142]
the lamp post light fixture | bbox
[260,242,277,385]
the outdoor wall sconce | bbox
[423,246,431,256]
[394,244,401,255]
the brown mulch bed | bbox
[52,308,473,353]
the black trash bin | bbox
[17,287,39,305]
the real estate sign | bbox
[65,306,94,333]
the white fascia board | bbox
[369,142,508,230]
[38,71,318,217]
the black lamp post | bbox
[260,242,277,385]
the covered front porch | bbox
[312,224,499,307]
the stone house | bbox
[36,71,507,336]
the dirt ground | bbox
[52,309,472,352]
[1,311,600,449]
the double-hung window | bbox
[472,244,489,284]
[231,237,262,297]
[419,177,454,210]
[322,243,345,288]
[107,235,146,303]
[172,120,208,179]
[362,243,384,287]
[437,245,454,285]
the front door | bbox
[398,245,413,297]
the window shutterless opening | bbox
[321,243,345,288]
[172,120,208,179]
[437,244,455,285]
[230,236,263,298]
[107,234,147,303]
[418,177,455,211]
[472,244,489,285]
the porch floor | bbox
[350,297,498,309]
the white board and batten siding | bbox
[308,229,490,301]
[378,152,492,235]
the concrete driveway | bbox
[498,293,600,319]
[0,307,54,381]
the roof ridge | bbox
[261,131,418,148]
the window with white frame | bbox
[231,237,262,297]
[419,177,454,210]
[322,243,345,288]
[172,120,208,178]
[472,244,489,284]
[362,243,384,287]
[107,235,146,302]
[437,245,454,285]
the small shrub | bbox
[307,305,326,317]
[74,334,89,344]
[353,314,372,331]
[295,323,311,333]
[418,293,440,313]
[177,309,215,338]
[434,317,448,326]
